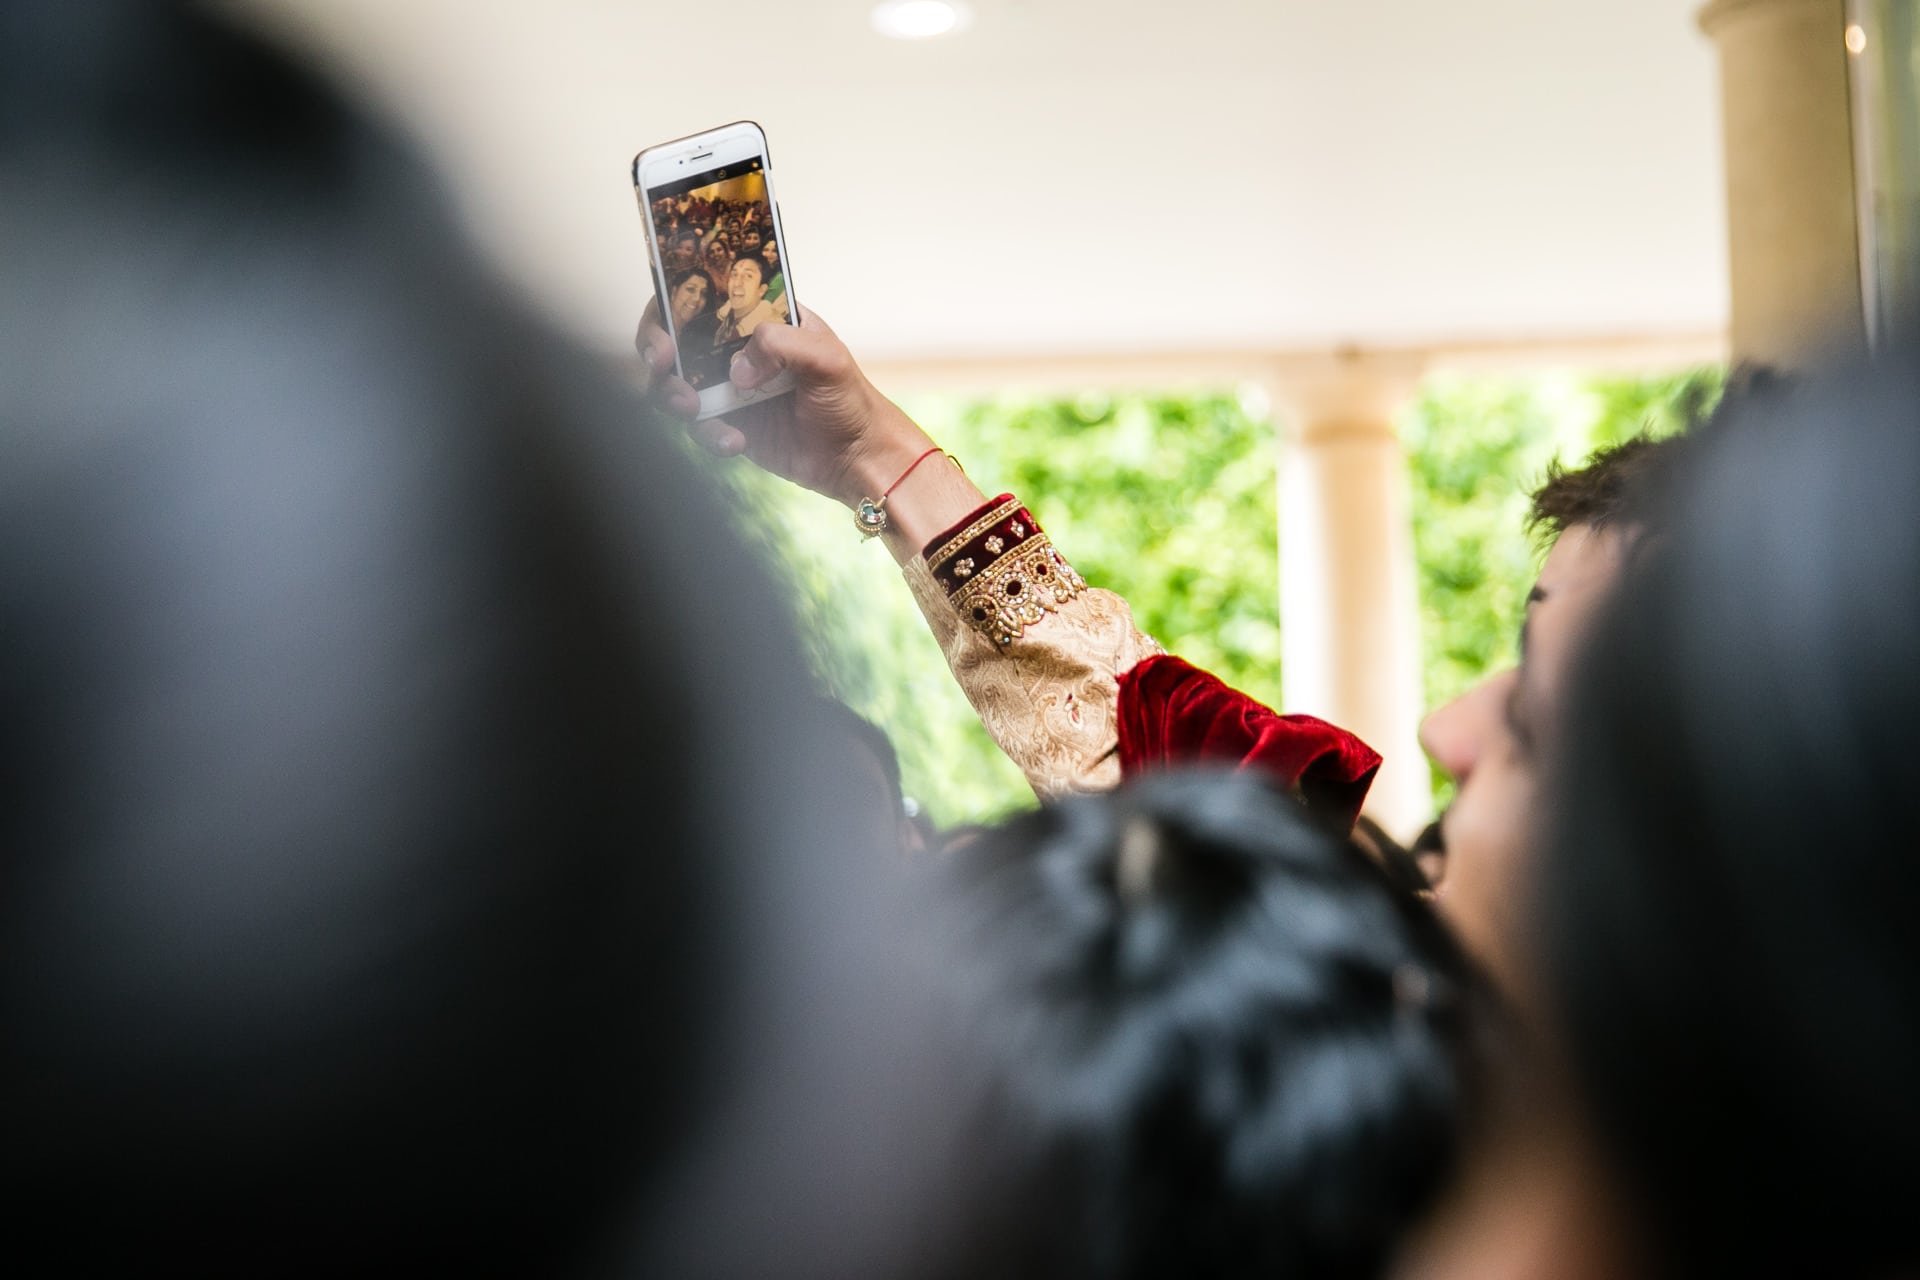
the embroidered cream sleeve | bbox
[901,497,1162,799]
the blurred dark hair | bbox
[1538,345,1920,1279]
[1526,366,1787,547]
[931,771,1482,1280]
[1352,813,1432,898]
[1526,434,1679,542]
[816,700,904,818]
[0,2,856,1272]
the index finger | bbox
[634,297,676,382]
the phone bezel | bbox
[633,120,798,421]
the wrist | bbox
[837,400,937,508]
[878,456,977,551]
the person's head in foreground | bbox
[814,699,924,856]
[1415,432,1684,994]
[1534,342,1920,1280]
[0,1,875,1270]
[928,770,1485,1280]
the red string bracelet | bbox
[854,447,956,539]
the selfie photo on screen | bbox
[648,159,790,390]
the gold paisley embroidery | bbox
[949,533,1088,647]
[903,558,1163,800]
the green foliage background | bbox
[713,367,1722,827]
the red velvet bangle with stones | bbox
[923,494,1086,647]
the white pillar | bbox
[1699,0,1866,365]
[1266,351,1430,841]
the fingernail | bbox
[730,350,762,390]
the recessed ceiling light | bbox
[871,0,973,41]
[1845,23,1867,54]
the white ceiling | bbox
[228,0,1729,362]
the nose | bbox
[1418,669,1516,786]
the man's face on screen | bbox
[727,258,767,311]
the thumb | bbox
[732,316,856,392]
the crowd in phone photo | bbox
[653,193,789,387]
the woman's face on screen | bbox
[671,274,710,328]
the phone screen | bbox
[647,157,791,391]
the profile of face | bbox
[727,257,767,311]
[1417,523,1627,997]
[669,273,711,329]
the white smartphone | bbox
[633,121,798,420]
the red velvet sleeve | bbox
[1116,653,1381,829]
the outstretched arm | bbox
[636,304,1153,797]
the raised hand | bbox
[636,303,933,508]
